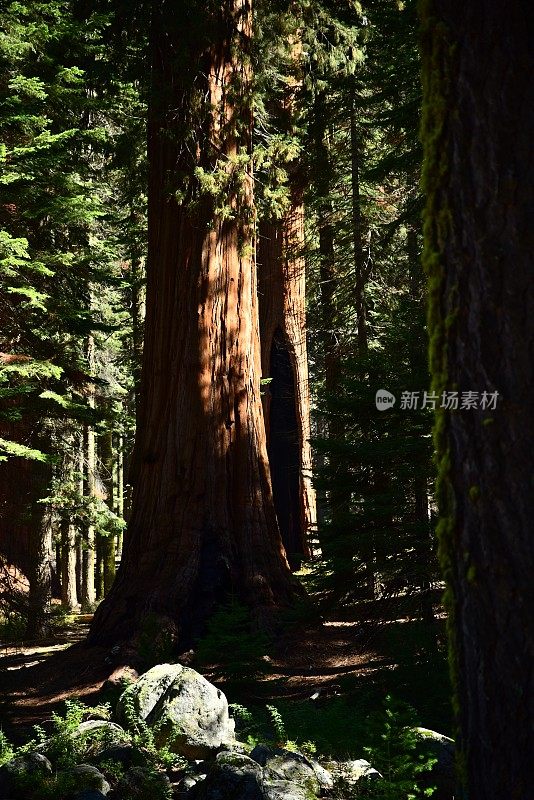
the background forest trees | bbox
[0,1,144,634]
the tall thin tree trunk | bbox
[81,339,96,609]
[313,94,344,552]
[350,88,368,354]
[131,253,145,421]
[26,501,52,639]
[115,433,124,558]
[95,532,104,600]
[413,472,434,623]
[99,419,116,594]
[258,184,316,567]
[421,3,534,797]
[315,117,340,408]
[407,226,434,622]
[61,518,78,610]
[88,0,296,647]
[75,433,83,602]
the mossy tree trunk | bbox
[88,0,296,647]
[421,3,534,797]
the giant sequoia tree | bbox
[89,0,296,646]
[421,2,534,797]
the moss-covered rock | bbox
[250,745,332,793]
[0,752,52,797]
[413,728,455,800]
[116,663,235,759]
[190,751,320,800]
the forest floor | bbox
[0,598,452,753]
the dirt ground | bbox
[0,606,451,743]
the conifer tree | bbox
[0,0,139,632]
[89,0,297,647]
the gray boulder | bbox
[413,728,456,800]
[262,781,312,800]
[92,743,147,770]
[116,663,235,758]
[0,752,52,798]
[191,752,320,800]
[174,760,210,798]
[74,720,129,753]
[250,745,332,792]
[35,719,129,763]
[112,765,172,799]
[68,764,111,796]
[191,753,266,800]
[330,758,381,786]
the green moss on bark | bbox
[419,0,466,782]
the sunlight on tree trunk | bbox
[259,190,317,567]
[88,0,296,647]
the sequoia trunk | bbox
[88,0,295,646]
[421,3,534,798]
[258,186,317,567]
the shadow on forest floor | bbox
[201,593,453,756]
[0,597,452,755]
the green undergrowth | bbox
[194,598,274,685]
[0,689,441,800]
[230,695,438,799]
[0,606,77,643]
[0,699,178,800]
[0,611,26,642]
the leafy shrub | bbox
[357,696,437,799]
[118,687,185,771]
[0,699,182,800]
[195,599,272,684]
[41,700,116,768]
[0,612,26,642]
[0,730,14,766]
[230,696,437,800]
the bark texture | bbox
[350,90,368,354]
[81,406,96,608]
[26,506,53,638]
[88,0,295,646]
[60,519,78,610]
[258,191,316,566]
[99,420,116,594]
[421,3,534,798]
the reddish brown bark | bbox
[88,0,295,646]
[258,192,316,566]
